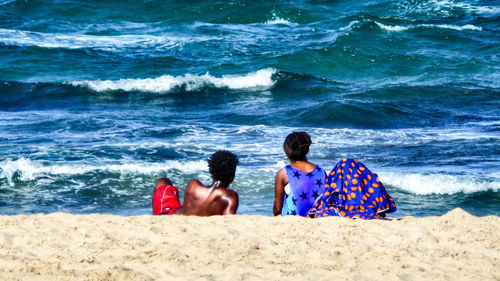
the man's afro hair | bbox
[208,150,239,183]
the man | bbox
[152,150,239,216]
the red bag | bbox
[152,185,182,215]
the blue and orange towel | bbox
[309,158,396,219]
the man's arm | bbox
[222,191,239,215]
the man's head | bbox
[283,132,312,162]
[208,150,239,184]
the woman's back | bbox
[281,164,326,216]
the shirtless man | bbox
[152,150,239,216]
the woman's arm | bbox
[273,168,287,216]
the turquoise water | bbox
[0,0,499,217]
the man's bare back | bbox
[175,179,238,216]
[153,150,239,216]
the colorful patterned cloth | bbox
[309,158,396,219]
[282,165,326,217]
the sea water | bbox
[0,0,498,217]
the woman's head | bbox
[283,132,312,162]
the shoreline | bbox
[0,208,498,280]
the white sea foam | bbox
[265,17,296,25]
[428,0,500,15]
[0,157,207,186]
[311,126,499,149]
[380,171,500,195]
[473,72,500,89]
[375,22,411,32]
[339,21,360,31]
[375,21,482,32]
[264,12,297,26]
[71,68,277,92]
[0,28,213,51]
[422,24,482,31]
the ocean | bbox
[0,0,498,217]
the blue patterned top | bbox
[281,164,326,217]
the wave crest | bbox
[380,172,499,195]
[0,157,208,186]
[375,22,482,32]
[0,28,212,51]
[264,12,297,26]
[71,69,277,92]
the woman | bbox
[273,132,326,216]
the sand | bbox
[0,208,498,281]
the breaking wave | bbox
[71,69,277,92]
[375,22,482,32]
[0,157,208,187]
[380,171,499,195]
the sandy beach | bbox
[0,208,498,281]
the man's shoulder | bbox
[187,179,202,184]
[216,188,238,199]
[184,179,205,195]
[186,179,203,188]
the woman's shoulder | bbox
[275,166,287,177]
[313,164,326,171]
[289,162,319,173]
